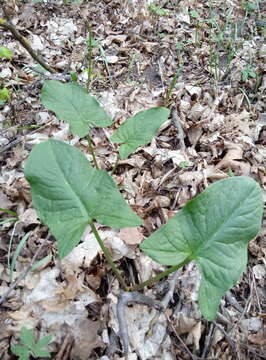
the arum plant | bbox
[24,79,263,324]
[25,139,263,320]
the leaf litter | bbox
[0,0,266,359]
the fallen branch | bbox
[0,5,55,73]
[172,109,186,150]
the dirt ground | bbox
[0,0,265,359]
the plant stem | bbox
[111,154,120,175]
[87,23,93,91]
[90,221,128,291]
[164,67,182,107]
[128,258,190,292]
[87,135,99,170]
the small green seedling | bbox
[0,87,10,106]
[241,64,257,81]
[0,208,18,226]
[242,1,258,13]
[178,161,190,169]
[0,46,13,60]
[11,327,52,360]
[148,3,172,17]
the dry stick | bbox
[0,18,55,74]
[213,321,240,360]
[0,243,45,305]
[201,323,215,359]
[166,313,198,360]
[160,269,180,309]
[117,291,163,356]
[171,109,185,150]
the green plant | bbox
[23,79,263,321]
[178,161,190,169]
[0,208,18,225]
[0,87,10,106]
[11,327,52,360]
[241,64,257,81]
[0,46,13,60]
[148,3,172,17]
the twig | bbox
[26,66,71,81]
[0,243,45,305]
[55,334,73,360]
[225,290,244,313]
[213,321,240,360]
[161,270,180,309]
[117,290,163,355]
[171,109,185,150]
[166,313,198,360]
[0,16,55,74]
[201,323,214,359]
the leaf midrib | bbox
[50,142,90,221]
[192,190,251,259]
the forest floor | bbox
[0,0,265,359]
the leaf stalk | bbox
[128,258,190,291]
[90,221,128,291]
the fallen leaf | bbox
[119,227,144,245]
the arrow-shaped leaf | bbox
[140,177,263,320]
[41,80,112,137]
[25,139,142,258]
[110,107,170,159]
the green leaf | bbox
[41,80,112,137]
[10,232,31,282]
[0,46,13,60]
[140,177,263,320]
[110,107,170,159]
[0,88,10,103]
[11,346,30,360]
[33,348,51,358]
[30,254,52,271]
[35,334,53,348]
[20,327,35,348]
[25,139,142,258]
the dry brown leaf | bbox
[0,191,13,212]
[215,143,250,175]
[119,227,144,246]
[248,326,266,346]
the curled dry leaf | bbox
[216,143,250,175]
[189,103,205,121]
[19,208,40,226]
